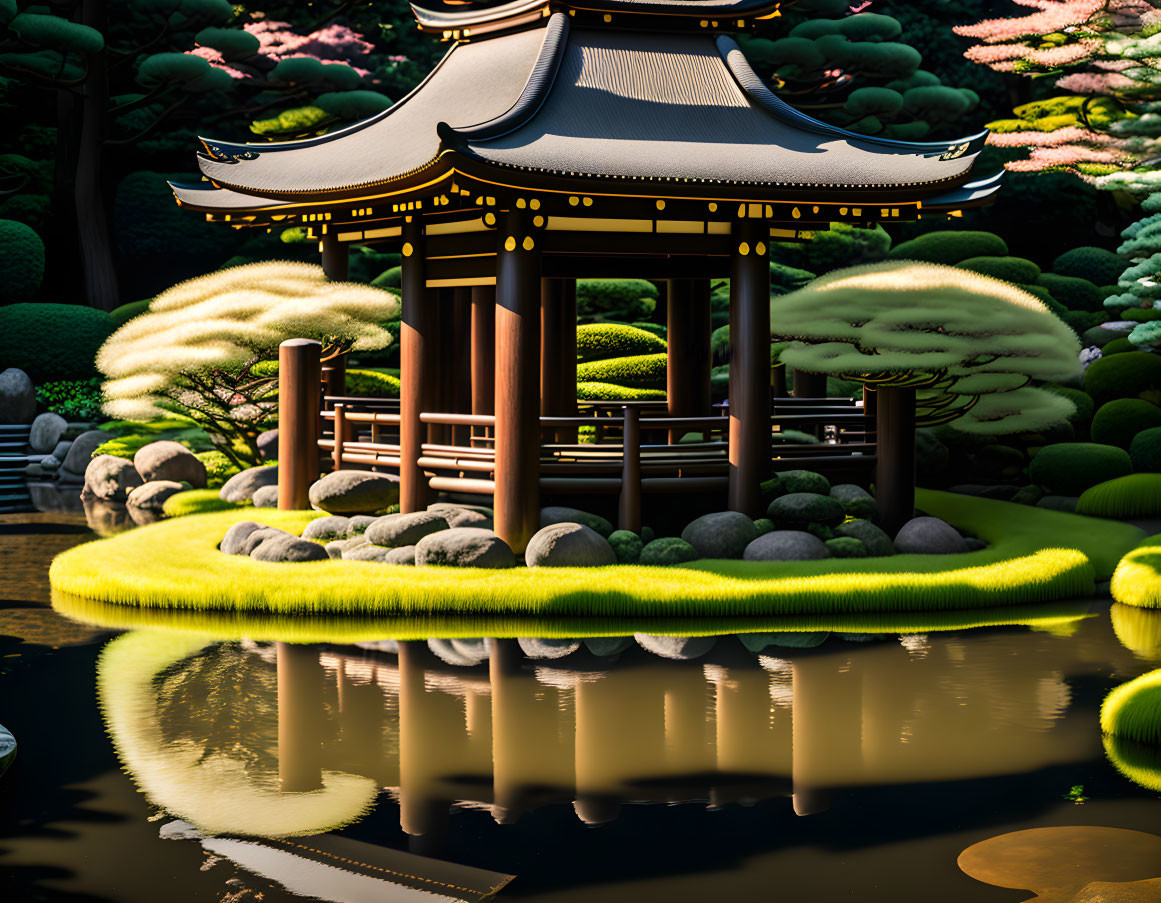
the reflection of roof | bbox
[190,14,991,204]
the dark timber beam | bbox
[320,233,349,402]
[450,287,473,447]
[471,286,496,416]
[541,278,577,443]
[494,211,542,553]
[667,278,711,443]
[792,369,828,399]
[875,385,916,536]
[727,220,770,516]
[400,220,434,513]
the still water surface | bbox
[2,512,1160,902]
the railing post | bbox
[278,338,321,510]
[332,403,346,472]
[619,405,641,533]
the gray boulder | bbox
[29,412,67,453]
[835,519,895,556]
[324,539,348,560]
[220,521,264,555]
[39,454,59,472]
[681,511,758,559]
[133,440,207,487]
[740,632,828,650]
[383,545,417,565]
[82,497,133,536]
[414,527,515,568]
[302,515,351,542]
[51,439,72,461]
[345,515,378,537]
[743,530,831,562]
[83,454,143,502]
[0,368,35,425]
[525,523,616,567]
[583,636,634,657]
[308,470,400,514]
[220,465,279,503]
[235,526,294,557]
[767,492,845,528]
[366,511,449,547]
[639,537,699,566]
[257,428,279,460]
[61,430,109,477]
[830,484,877,520]
[635,634,716,660]
[128,504,163,527]
[252,484,279,508]
[893,516,969,555]
[126,480,184,513]
[540,505,613,538]
[343,543,398,563]
[250,533,330,563]
[518,637,581,659]
[428,639,486,666]
[428,502,493,529]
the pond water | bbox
[2,511,1161,902]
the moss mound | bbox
[1053,246,1125,286]
[1123,308,1161,322]
[1044,385,1094,425]
[576,382,666,401]
[886,230,1007,265]
[345,368,400,398]
[576,323,667,362]
[0,303,115,382]
[1078,473,1161,518]
[110,299,152,328]
[1101,669,1161,746]
[195,450,239,489]
[576,279,658,323]
[576,353,667,390]
[1028,442,1132,494]
[958,256,1040,284]
[1091,399,1161,449]
[1130,427,1161,472]
[0,219,45,301]
[1084,352,1161,405]
[1038,273,1103,311]
[162,489,245,518]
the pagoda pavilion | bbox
[172,0,1000,551]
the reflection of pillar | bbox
[396,642,453,841]
[336,664,386,778]
[663,666,714,779]
[713,666,788,779]
[791,656,862,815]
[277,643,325,793]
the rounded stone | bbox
[777,469,830,495]
[365,511,449,547]
[428,638,486,666]
[302,515,351,542]
[834,519,895,556]
[344,543,401,563]
[518,637,581,659]
[829,484,878,520]
[681,511,759,559]
[525,523,616,567]
[126,480,184,512]
[29,412,67,453]
[384,545,417,565]
[345,515,378,537]
[743,530,832,562]
[220,464,279,503]
[39,454,59,472]
[0,368,36,425]
[250,533,330,563]
[220,521,264,555]
[61,430,110,477]
[825,536,868,558]
[635,634,716,660]
[427,502,493,529]
[252,484,279,508]
[234,525,293,557]
[608,529,643,564]
[257,428,279,460]
[83,454,143,502]
[324,539,348,559]
[308,470,400,514]
[133,440,207,487]
[51,439,73,461]
[82,497,133,536]
[893,516,970,555]
[414,527,515,568]
[766,492,845,528]
[540,505,614,538]
[639,537,699,566]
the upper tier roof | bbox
[191,14,992,206]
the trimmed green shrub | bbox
[1082,324,1130,348]
[629,321,666,338]
[1028,442,1132,494]
[94,433,156,460]
[1131,427,1161,472]
[1084,352,1161,404]
[345,368,401,398]
[779,469,831,494]
[576,323,667,362]
[371,266,401,289]
[0,303,115,382]
[1061,310,1107,335]
[1104,337,1137,355]
[711,325,730,365]
[576,353,667,389]
[638,536,699,565]
[36,377,104,421]
[1102,669,1161,747]
[1054,246,1125,286]
[1043,385,1094,425]
[770,262,817,292]
[1091,399,1161,449]
[1039,273,1103,312]
[576,381,666,401]
[886,230,1007,265]
[1078,474,1161,518]
[162,488,244,518]
[195,450,240,489]
[576,279,658,323]
[608,530,643,564]
[0,219,44,301]
[958,256,1040,284]
[1123,308,1161,322]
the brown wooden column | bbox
[494,211,541,553]
[278,338,321,509]
[429,289,455,448]
[876,385,916,535]
[449,287,473,447]
[667,278,711,442]
[727,220,770,516]
[792,369,827,398]
[400,220,434,513]
[320,233,350,398]
[541,277,577,443]
[471,286,496,417]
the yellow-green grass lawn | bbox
[49,490,1143,625]
[1101,668,1161,792]
[1112,534,1161,609]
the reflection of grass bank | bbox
[1102,667,1161,793]
[50,491,1142,621]
[1113,535,1161,609]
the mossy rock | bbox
[1130,427,1161,473]
[825,536,868,558]
[1091,398,1161,450]
[638,536,699,565]
[1078,473,1161,518]
[608,529,643,563]
[576,353,667,390]
[958,256,1040,284]
[110,299,152,327]
[886,230,1007,265]
[1028,442,1133,494]
[1039,273,1103,312]
[753,517,774,536]
[767,492,845,528]
[1053,246,1125,286]
[576,323,666,362]
[1103,337,1137,355]
[1043,385,1094,425]
[0,219,44,302]
[778,469,830,495]
[0,303,115,382]
[1084,352,1161,405]
[1081,325,1130,348]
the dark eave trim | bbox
[411,0,779,31]
[715,35,989,162]
[921,170,1004,210]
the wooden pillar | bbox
[772,364,787,399]
[619,406,641,532]
[278,338,321,510]
[541,278,577,443]
[450,288,473,447]
[276,643,324,793]
[727,220,770,516]
[494,211,541,553]
[320,234,350,398]
[429,290,455,448]
[792,369,827,399]
[876,385,916,535]
[667,278,712,443]
[471,286,496,417]
[400,221,433,513]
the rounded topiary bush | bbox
[0,219,44,301]
[576,381,666,401]
[1101,669,1161,746]
[576,323,666,362]
[1077,473,1161,517]
[1043,385,1094,425]
[1038,273,1103,312]
[110,299,152,328]
[1028,442,1132,494]
[1091,399,1161,449]
[639,536,698,565]
[1131,428,1161,472]
[1123,308,1161,322]
[1054,246,1125,286]
[576,353,667,389]
[1104,337,1137,355]
[345,368,400,398]
[1084,352,1161,405]
[958,256,1040,284]
[886,230,1007,265]
[0,303,115,382]
[576,278,658,323]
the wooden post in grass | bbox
[875,385,916,535]
[619,405,641,532]
[278,338,321,510]
[332,403,346,470]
